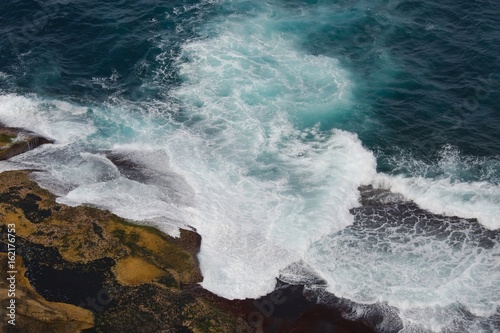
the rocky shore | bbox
[0,128,381,333]
[0,168,380,333]
[0,170,250,332]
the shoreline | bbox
[0,168,379,333]
[0,130,379,333]
[1,127,497,332]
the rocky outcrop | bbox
[0,171,250,333]
[0,127,53,161]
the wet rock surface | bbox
[0,126,53,161]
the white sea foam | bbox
[0,94,95,143]
[375,174,500,229]
[157,3,379,298]
[163,127,376,298]
[308,220,500,319]
[374,146,500,229]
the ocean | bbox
[0,0,499,332]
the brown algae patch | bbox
[115,257,165,286]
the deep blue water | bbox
[1,1,499,332]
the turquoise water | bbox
[1,0,499,332]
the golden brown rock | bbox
[0,170,250,332]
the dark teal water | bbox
[2,0,499,159]
[1,1,499,332]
